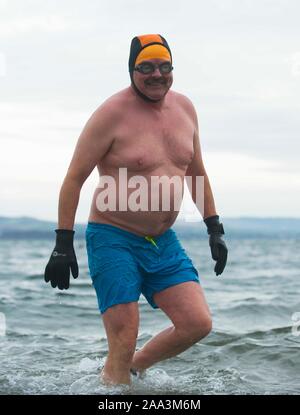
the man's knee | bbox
[180,314,212,342]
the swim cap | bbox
[128,34,172,102]
[135,44,171,66]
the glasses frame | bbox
[134,61,174,75]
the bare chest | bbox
[102,108,195,173]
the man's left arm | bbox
[185,104,228,276]
[185,118,216,220]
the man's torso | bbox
[88,87,195,236]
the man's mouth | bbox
[146,82,165,87]
[145,79,166,86]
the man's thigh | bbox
[152,281,211,329]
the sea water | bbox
[0,235,300,395]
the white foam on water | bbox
[130,368,193,394]
[72,357,189,395]
[77,356,104,373]
[71,357,131,395]
[69,374,131,395]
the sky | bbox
[0,0,300,223]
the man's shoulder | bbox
[171,90,197,122]
[92,89,130,122]
[105,88,132,105]
[171,90,195,110]
[98,90,127,109]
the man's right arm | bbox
[57,102,117,230]
[44,101,118,290]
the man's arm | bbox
[57,102,117,229]
[44,100,119,290]
[184,98,228,276]
[185,104,217,219]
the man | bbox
[44,34,228,386]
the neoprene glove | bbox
[204,215,228,276]
[44,229,79,290]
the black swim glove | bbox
[204,215,228,276]
[44,229,79,290]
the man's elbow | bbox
[63,170,87,189]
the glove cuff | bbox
[204,215,225,235]
[55,229,75,245]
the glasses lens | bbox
[139,63,154,74]
[160,62,172,73]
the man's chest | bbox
[104,110,195,172]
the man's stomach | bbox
[88,186,183,237]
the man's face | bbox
[132,58,173,101]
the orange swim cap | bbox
[135,44,171,65]
[129,34,172,75]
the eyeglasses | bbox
[134,61,173,75]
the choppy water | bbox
[1,234,300,395]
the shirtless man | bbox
[44,34,228,386]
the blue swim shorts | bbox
[85,222,200,314]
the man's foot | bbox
[100,368,131,386]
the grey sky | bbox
[0,0,299,221]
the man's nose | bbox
[152,66,161,77]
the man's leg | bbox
[131,282,212,372]
[101,301,139,385]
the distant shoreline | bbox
[0,216,300,239]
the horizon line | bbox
[1,214,300,223]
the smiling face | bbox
[132,58,173,101]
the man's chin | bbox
[144,85,168,100]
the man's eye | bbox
[161,63,171,71]
[142,66,152,72]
